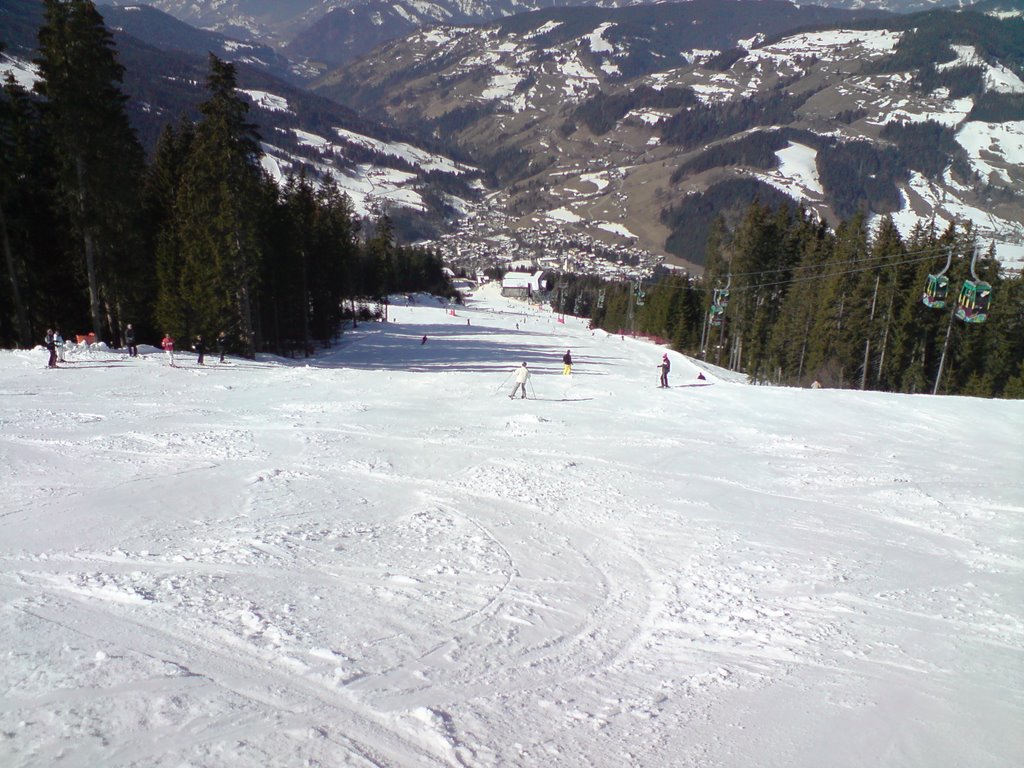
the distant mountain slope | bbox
[1,0,477,237]
[313,3,1024,270]
[101,4,312,83]
[92,1,982,66]
[288,0,889,67]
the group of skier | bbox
[161,331,228,367]
[43,328,64,368]
[43,327,228,368]
[508,348,699,398]
[509,349,572,399]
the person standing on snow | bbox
[562,349,573,375]
[658,353,670,388]
[125,324,138,357]
[193,335,206,365]
[54,327,66,363]
[162,332,175,366]
[509,362,531,399]
[44,328,58,368]
[217,331,227,362]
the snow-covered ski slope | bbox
[2,283,1022,768]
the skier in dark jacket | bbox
[125,324,138,357]
[562,349,573,375]
[194,335,206,365]
[658,353,670,388]
[45,329,57,368]
[217,331,227,362]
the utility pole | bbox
[861,274,880,390]
[699,310,709,358]
[933,302,956,396]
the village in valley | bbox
[426,198,667,291]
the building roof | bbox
[502,271,544,290]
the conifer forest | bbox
[554,208,1024,398]
[0,1,453,360]
[2,1,1022,399]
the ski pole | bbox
[494,371,513,394]
[528,378,537,399]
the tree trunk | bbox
[0,201,32,348]
[300,248,310,357]
[797,316,811,382]
[238,281,255,359]
[76,155,104,338]
[104,295,118,347]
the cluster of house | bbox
[424,203,662,293]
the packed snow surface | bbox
[2,284,1022,767]
[0,54,41,90]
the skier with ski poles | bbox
[658,353,670,388]
[509,362,531,399]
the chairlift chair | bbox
[709,304,726,327]
[922,251,952,310]
[922,273,950,309]
[954,249,993,324]
[955,280,992,323]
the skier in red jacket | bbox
[162,333,176,366]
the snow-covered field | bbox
[2,284,1022,767]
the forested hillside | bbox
[0,2,454,356]
[551,207,1023,398]
[319,4,1024,273]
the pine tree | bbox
[804,214,870,387]
[315,178,359,338]
[149,120,195,342]
[0,74,39,348]
[866,216,908,391]
[832,212,882,388]
[983,266,1024,397]
[365,212,396,301]
[888,221,943,393]
[34,0,145,341]
[700,216,730,364]
[279,173,317,353]
[727,202,798,381]
[766,213,833,385]
[168,55,265,357]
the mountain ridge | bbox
[313,3,1024,271]
[92,0,981,65]
[0,0,478,235]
